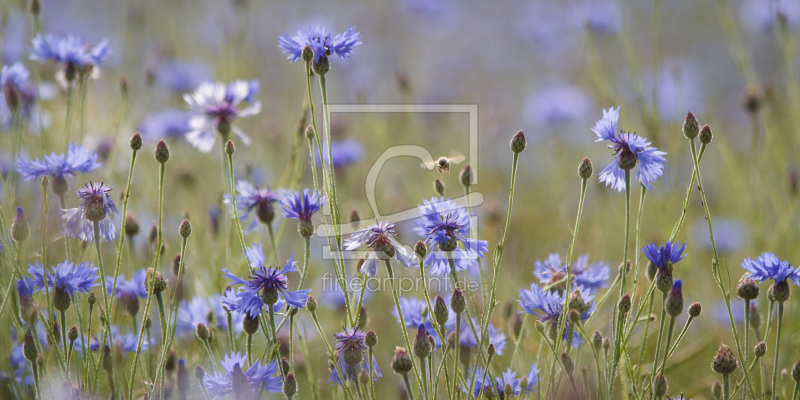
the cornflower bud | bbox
[365,330,377,348]
[510,130,526,153]
[665,280,684,317]
[434,296,448,327]
[179,219,192,239]
[578,157,593,180]
[688,302,702,318]
[283,372,297,398]
[700,124,713,145]
[711,343,737,375]
[450,288,466,314]
[130,133,143,151]
[391,347,413,375]
[683,112,699,139]
[412,325,431,360]
[460,164,473,187]
[155,140,170,164]
[11,207,30,243]
[754,341,766,358]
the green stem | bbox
[724,374,731,400]
[267,223,280,264]
[227,148,247,254]
[771,301,784,400]
[403,374,416,400]
[63,85,73,151]
[385,259,426,396]
[108,146,139,316]
[609,169,631,396]
[78,77,88,143]
[92,221,115,388]
[308,310,354,400]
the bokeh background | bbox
[2,0,800,398]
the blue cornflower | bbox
[30,33,110,69]
[10,344,34,386]
[393,296,507,353]
[533,253,610,290]
[137,109,193,141]
[183,80,260,153]
[592,107,666,192]
[465,364,539,398]
[203,351,283,397]
[107,269,148,303]
[741,252,799,286]
[62,181,117,242]
[740,0,800,31]
[26,260,99,296]
[226,181,283,232]
[415,197,488,276]
[518,284,594,348]
[329,327,382,386]
[222,244,310,317]
[278,25,361,63]
[90,326,146,353]
[1,62,30,111]
[16,143,100,184]
[281,188,325,221]
[344,220,417,276]
[177,295,245,339]
[642,241,687,271]
[152,59,212,92]
[316,139,365,168]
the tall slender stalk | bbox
[608,169,631,396]
[771,301,784,400]
[91,222,116,389]
[226,142,247,254]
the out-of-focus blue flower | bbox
[17,278,34,299]
[741,252,799,286]
[518,284,594,348]
[393,296,507,354]
[177,294,245,339]
[16,143,100,182]
[712,300,745,326]
[316,139,365,168]
[153,59,212,92]
[522,84,594,135]
[30,33,109,69]
[1,62,29,91]
[278,25,361,63]
[465,364,539,398]
[90,326,146,353]
[26,260,99,296]
[345,221,417,276]
[222,245,309,317]
[183,80,260,153]
[691,218,746,253]
[225,181,283,232]
[739,0,800,31]
[593,107,666,192]
[203,351,282,397]
[319,277,373,309]
[107,270,147,303]
[414,197,488,276]
[329,327,381,386]
[62,181,117,242]
[642,241,687,272]
[575,0,620,34]
[137,109,193,141]
[643,60,705,123]
[281,188,325,222]
[533,253,610,289]
[10,344,34,386]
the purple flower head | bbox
[393,296,506,353]
[30,33,110,69]
[222,245,310,317]
[16,143,100,182]
[317,139,365,168]
[137,109,193,141]
[177,295,245,339]
[533,253,610,290]
[1,62,30,91]
[26,259,99,296]
[203,351,283,397]
[465,364,539,398]
[592,107,666,192]
[152,59,212,92]
[281,188,325,222]
[642,241,687,272]
[107,270,147,303]
[278,25,362,63]
[227,181,283,232]
[17,278,34,299]
[518,284,594,348]
[62,181,117,242]
[344,220,417,276]
[415,197,488,276]
[329,327,381,385]
[90,326,147,353]
[741,252,799,286]
[10,344,34,386]
[183,80,260,153]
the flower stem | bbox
[403,374,416,400]
[226,146,248,254]
[63,85,73,151]
[109,144,139,313]
[385,259,427,398]
[771,301,784,400]
[609,169,631,397]
[92,221,115,387]
[723,373,731,400]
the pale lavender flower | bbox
[62,181,117,242]
[344,221,417,276]
[16,143,100,183]
[203,351,282,396]
[183,80,260,153]
[278,25,361,63]
[533,253,610,289]
[137,109,193,141]
[26,260,99,296]
[30,33,110,69]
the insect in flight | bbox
[421,152,466,176]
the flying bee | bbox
[421,152,466,176]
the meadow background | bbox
[1,0,799,399]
